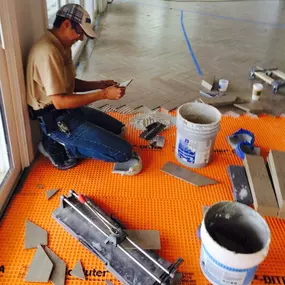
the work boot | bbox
[38,135,77,170]
[112,151,142,176]
[120,126,127,138]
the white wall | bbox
[15,0,47,66]
[15,0,47,152]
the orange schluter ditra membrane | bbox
[1,114,285,285]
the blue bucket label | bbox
[200,245,258,285]
[178,139,196,163]
[177,137,213,165]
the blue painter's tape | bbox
[180,10,203,76]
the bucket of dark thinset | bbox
[175,102,221,168]
[200,202,271,285]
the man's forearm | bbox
[51,90,105,110]
[74,78,104,92]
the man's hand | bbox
[104,86,126,100]
[74,78,119,92]
[101,80,118,88]
[50,87,126,109]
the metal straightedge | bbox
[249,66,285,94]
[53,190,183,285]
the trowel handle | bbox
[78,194,87,204]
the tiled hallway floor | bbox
[77,0,285,115]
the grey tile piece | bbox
[243,155,279,217]
[227,166,253,206]
[25,245,53,282]
[119,79,133,87]
[161,96,193,111]
[127,98,148,110]
[25,220,48,249]
[234,101,264,114]
[46,189,59,200]
[200,95,238,107]
[217,105,244,116]
[70,260,86,280]
[122,230,161,250]
[267,150,285,219]
[201,75,215,91]
[44,247,66,285]
[143,97,171,110]
[244,112,259,119]
[161,162,218,187]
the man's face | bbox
[62,19,84,47]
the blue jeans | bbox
[41,107,132,162]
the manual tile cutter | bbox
[53,190,183,284]
[249,66,285,94]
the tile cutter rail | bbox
[249,66,285,94]
[53,190,183,285]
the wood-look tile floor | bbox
[77,0,285,115]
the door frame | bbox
[0,0,33,165]
[0,0,33,212]
[0,46,22,213]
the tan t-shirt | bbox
[26,30,75,110]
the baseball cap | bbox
[56,4,97,39]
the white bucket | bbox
[175,102,221,168]
[200,201,271,285]
[252,83,263,101]
[218,79,229,92]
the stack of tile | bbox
[267,150,285,219]
[228,150,285,219]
